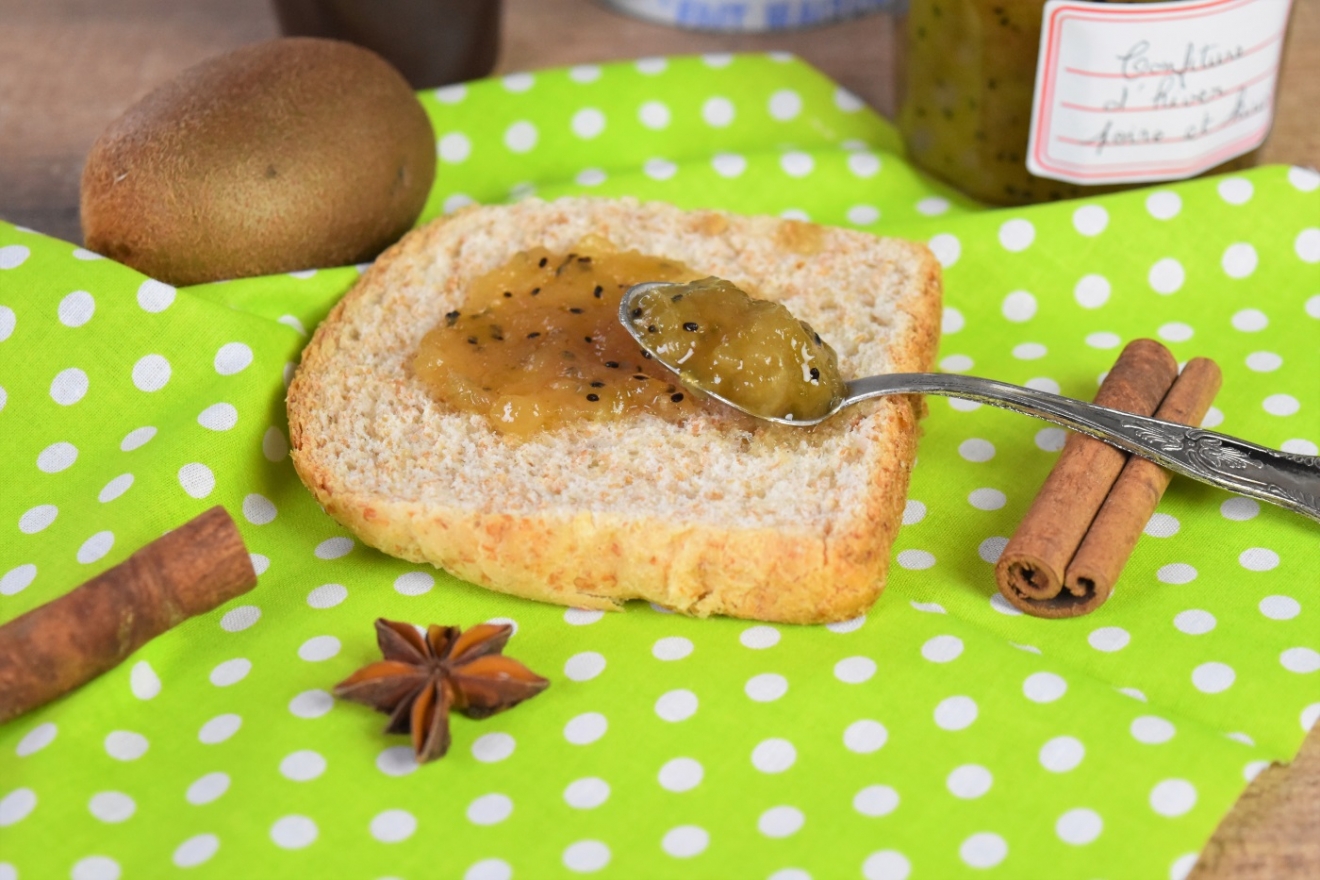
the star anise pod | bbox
[333,618,549,762]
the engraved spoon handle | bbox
[846,373,1320,524]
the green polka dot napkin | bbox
[2,53,1318,880]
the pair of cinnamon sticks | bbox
[995,339,1222,618]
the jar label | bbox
[1026,0,1293,184]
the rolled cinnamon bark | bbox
[0,506,256,723]
[994,338,1178,617]
[1063,358,1222,610]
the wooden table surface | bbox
[1,1,1316,875]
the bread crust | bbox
[288,197,941,623]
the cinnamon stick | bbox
[994,338,1178,617]
[1063,358,1222,609]
[0,506,256,723]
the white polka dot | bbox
[940,354,973,373]
[1158,322,1194,343]
[1282,438,1318,455]
[467,793,512,826]
[564,712,607,745]
[1025,377,1060,396]
[1131,715,1176,744]
[1070,273,1110,308]
[215,606,261,635]
[1192,662,1235,693]
[1140,512,1179,537]
[1001,290,1037,322]
[444,192,475,213]
[436,132,471,164]
[434,82,467,103]
[562,651,606,682]
[1072,205,1108,236]
[570,107,606,139]
[1243,350,1283,373]
[1244,760,1270,782]
[136,279,176,313]
[193,403,238,433]
[1197,406,1223,428]
[172,833,219,868]
[910,601,946,615]
[751,738,796,773]
[297,635,340,662]
[643,157,677,180]
[1281,647,1320,674]
[1240,547,1280,571]
[1226,731,1255,747]
[959,438,996,461]
[1150,779,1197,817]
[271,815,317,849]
[853,786,900,819]
[960,832,1008,868]
[306,583,347,609]
[501,71,534,92]
[847,204,880,226]
[780,151,814,177]
[131,354,171,392]
[921,635,963,663]
[564,777,610,809]
[1056,808,1103,845]
[503,120,538,153]
[848,151,881,178]
[104,730,148,760]
[465,859,512,880]
[658,757,703,791]
[746,673,789,702]
[990,593,1022,616]
[1012,342,1048,361]
[242,494,276,525]
[928,234,960,268]
[1263,394,1300,417]
[768,89,803,121]
[77,531,114,564]
[1157,563,1197,584]
[175,463,215,499]
[186,772,230,805]
[36,441,77,473]
[567,64,600,83]
[1288,165,1320,191]
[730,626,780,652]
[861,850,909,880]
[0,245,30,270]
[946,764,992,800]
[636,56,666,74]
[364,748,416,782]
[758,805,804,838]
[1029,428,1066,455]
[288,689,333,719]
[916,196,950,216]
[209,658,251,687]
[1173,609,1216,635]
[638,100,671,129]
[827,614,867,633]
[17,504,56,535]
[569,168,606,188]
[701,52,734,68]
[897,549,936,571]
[1222,242,1258,278]
[834,656,877,684]
[0,788,36,826]
[92,473,133,505]
[16,722,57,756]
[46,366,90,406]
[118,427,155,453]
[655,690,698,723]
[1142,191,1182,221]
[934,695,977,730]
[999,218,1035,252]
[662,825,709,858]
[129,660,160,700]
[563,840,610,873]
[1295,228,1320,263]
[1088,626,1130,652]
[834,85,865,112]
[1147,257,1185,295]
[1085,331,1121,351]
[1228,310,1270,336]
[711,152,746,177]
[70,857,120,880]
[1259,594,1300,620]
[1214,176,1253,204]
[386,570,433,597]
[280,750,326,781]
[978,536,1009,564]
[1302,704,1320,731]
[1024,672,1067,703]
[701,96,735,127]
[1039,736,1085,772]
[653,636,693,661]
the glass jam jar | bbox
[897,0,1296,205]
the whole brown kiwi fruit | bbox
[80,37,436,285]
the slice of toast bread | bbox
[288,197,942,623]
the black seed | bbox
[810,367,820,380]
[647,325,657,333]
[586,393,600,402]
[682,321,699,332]
[503,291,513,298]
[578,256,592,263]
[467,336,478,345]
[633,374,648,381]
[671,293,684,302]
[569,307,584,314]
[670,393,684,403]
[491,332,504,341]
[813,332,822,345]
[630,307,643,319]
[445,310,460,326]
[527,332,541,339]
[604,361,620,368]
[642,350,653,359]
[590,381,605,388]
[538,256,548,267]
[593,285,604,298]
[666,385,676,393]
[531,287,541,296]
[584,336,593,344]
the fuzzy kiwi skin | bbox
[80,37,436,286]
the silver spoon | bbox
[620,281,1320,524]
